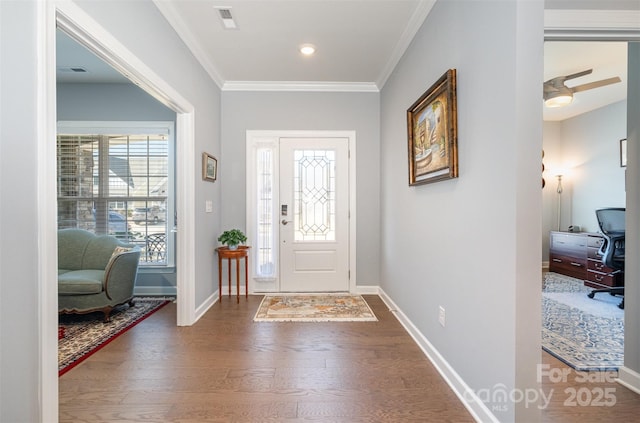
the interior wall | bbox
[542,121,563,262]
[560,101,627,232]
[57,82,178,293]
[1,0,221,419]
[0,1,41,419]
[57,83,176,121]
[541,100,627,261]
[220,90,381,287]
[379,1,542,421]
[619,40,640,393]
[71,0,222,306]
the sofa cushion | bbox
[58,229,94,270]
[82,235,122,270]
[58,270,104,295]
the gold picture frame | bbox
[407,69,458,185]
[202,152,217,182]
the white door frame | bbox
[39,2,198,420]
[246,130,357,294]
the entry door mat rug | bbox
[253,294,378,322]
[58,297,170,376]
[542,272,623,371]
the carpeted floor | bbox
[542,272,624,371]
[58,297,170,375]
[253,294,378,322]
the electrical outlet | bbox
[438,306,446,327]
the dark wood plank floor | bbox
[59,295,639,422]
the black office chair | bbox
[587,208,625,309]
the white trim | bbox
[133,286,178,296]
[175,112,196,326]
[377,288,498,423]
[545,9,640,40]
[376,0,436,89]
[245,130,357,294]
[355,285,380,295]
[617,366,640,395]
[224,81,379,92]
[194,291,217,321]
[38,1,59,420]
[152,0,224,88]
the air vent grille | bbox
[215,7,237,29]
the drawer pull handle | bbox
[552,258,562,263]
[570,262,583,267]
[595,274,604,281]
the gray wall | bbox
[542,100,627,260]
[621,40,640,396]
[379,1,542,420]
[57,82,176,121]
[58,82,178,292]
[1,2,41,420]
[0,0,221,420]
[71,0,223,306]
[221,91,381,286]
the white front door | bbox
[279,137,350,292]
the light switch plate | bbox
[205,200,213,213]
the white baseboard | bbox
[541,261,549,271]
[617,366,640,395]
[134,285,177,296]
[355,285,379,295]
[194,291,217,322]
[377,287,498,423]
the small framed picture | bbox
[202,152,217,182]
[620,138,627,168]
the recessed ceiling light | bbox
[300,44,316,56]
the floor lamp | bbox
[556,175,563,231]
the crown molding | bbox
[376,0,437,89]
[545,9,640,40]
[152,0,225,88]
[222,81,379,93]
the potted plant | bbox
[217,229,247,250]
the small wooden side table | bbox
[215,246,250,303]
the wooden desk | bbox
[216,246,250,303]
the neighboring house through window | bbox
[57,121,175,267]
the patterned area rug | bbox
[542,272,624,371]
[58,298,170,376]
[253,294,378,322]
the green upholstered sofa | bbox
[58,228,141,322]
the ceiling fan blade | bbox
[571,76,622,93]
[563,69,593,81]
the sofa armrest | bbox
[103,248,141,301]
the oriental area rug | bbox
[58,297,170,376]
[542,272,623,371]
[253,294,378,322]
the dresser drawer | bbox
[549,253,587,279]
[550,233,587,257]
[587,259,617,274]
[587,235,604,249]
[586,270,622,287]
[587,246,603,260]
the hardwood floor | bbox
[59,295,639,422]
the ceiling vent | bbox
[57,67,88,73]
[215,7,237,29]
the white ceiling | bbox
[543,41,627,121]
[56,1,631,121]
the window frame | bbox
[57,121,176,267]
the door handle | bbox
[281,219,291,225]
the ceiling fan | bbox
[543,69,621,108]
